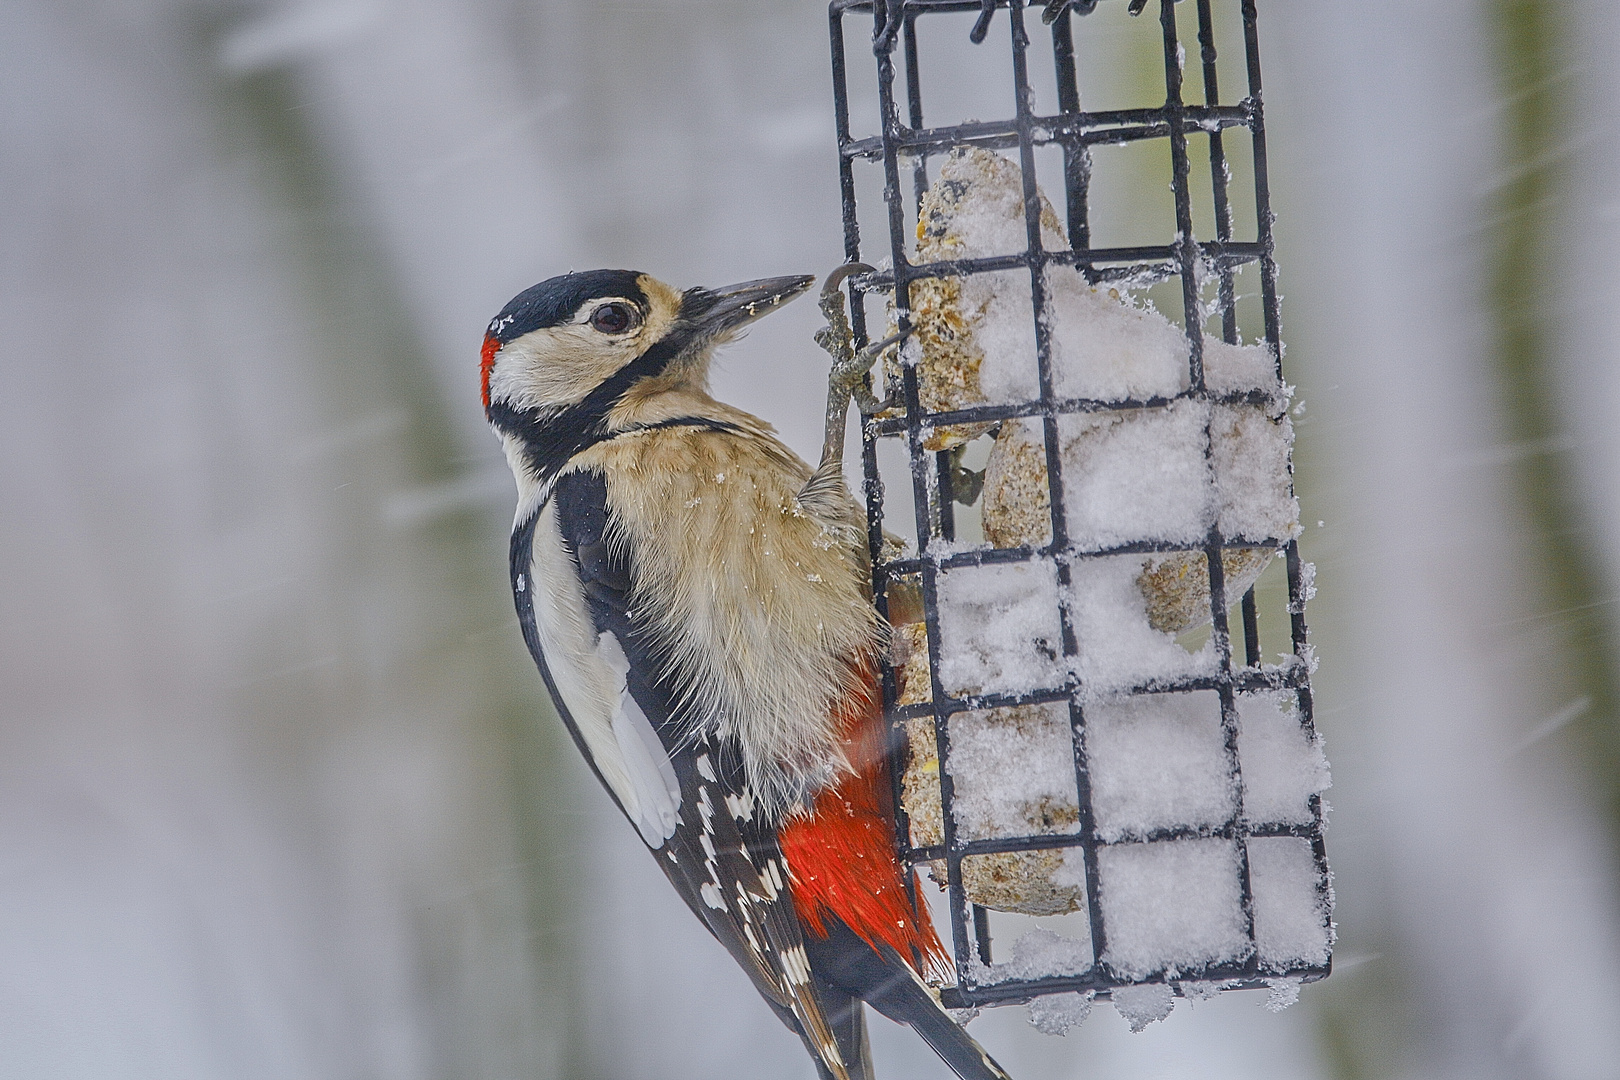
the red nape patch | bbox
[779,671,951,984]
[480,333,500,411]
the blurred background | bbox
[3,1,1619,1078]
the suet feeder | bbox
[826,0,1332,1032]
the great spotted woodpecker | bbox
[483,269,1012,1080]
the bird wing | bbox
[534,465,851,1079]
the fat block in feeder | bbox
[894,151,1317,920]
[897,147,1296,631]
[890,148,1258,418]
[829,0,1332,1032]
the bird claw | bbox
[836,332,901,415]
[816,263,898,411]
[815,263,863,363]
[944,444,985,506]
[813,263,903,473]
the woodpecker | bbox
[483,268,1012,1080]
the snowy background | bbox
[3,1,1620,1078]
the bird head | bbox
[481,269,814,418]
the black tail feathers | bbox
[871,971,1012,1080]
[799,917,1014,1080]
[809,985,875,1080]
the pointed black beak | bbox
[682,274,816,338]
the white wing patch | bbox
[524,500,675,848]
[525,503,642,824]
[597,630,681,846]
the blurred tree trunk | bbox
[1486,0,1620,835]
[0,3,579,1076]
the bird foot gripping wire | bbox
[944,444,985,506]
[813,263,902,474]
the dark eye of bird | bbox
[590,302,638,335]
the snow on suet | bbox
[885,148,1329,1031]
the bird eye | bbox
[590,302,639,335]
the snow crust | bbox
[1111,983,1177,1032]
[1065,556,1219,693]
[1058,403,1213,550]
[1289,559,1318,614]
[948,703,1079,841]
[1178,978,1238,1002]
[1027,991,1093,1035]
[1097,838,1249,980]
[1264,977,1303,1012]
[913,148,1282,408]
[936,560,1065,697]
[1248,838,1333,970]
[1211,405,1299,541]
[1237,692,1330,826]
[971,927,1094,985]
[1085,691,1235,842]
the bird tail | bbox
[864,966,1013,1080]
[779,670,953,984]
[810,984,874,1080]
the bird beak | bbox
[683,274,816,338]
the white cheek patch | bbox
[490,328,633,414]
[597,630,681,846]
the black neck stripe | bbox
[490,396,746,492]
[491,345,747,499]
[617,416,746,437]
[486,334,685,485]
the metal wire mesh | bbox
[827,0,1331,1008]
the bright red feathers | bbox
[778,670,951,984]
[480,333,500,411]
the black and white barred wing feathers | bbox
[514,467,850,1079]
[674,739,848,1078]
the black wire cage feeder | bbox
[826,0,1332,1022]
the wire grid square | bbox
[827,0,1331,1007]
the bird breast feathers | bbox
[578,425,883,815]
